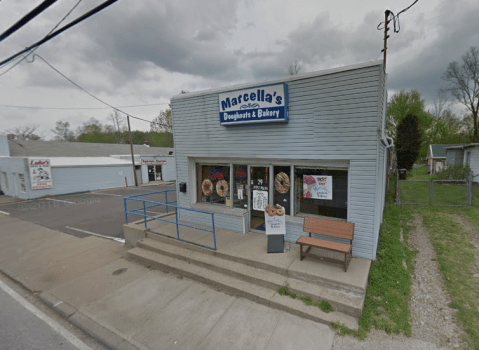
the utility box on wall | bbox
[179,182,187,192]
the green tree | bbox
[147,131,174,147]
[386,90,432,141]
[442,46,479,142]
[387,90,433,159]
[396,114,422,173]
[76,118,105,143]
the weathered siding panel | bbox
[172,62,385,259]
[0,158,29,199]
[161,156,176,181]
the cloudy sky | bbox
[0,0,478,139]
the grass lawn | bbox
[332,180,416,339]
[333,172,479,350]
[418,206,479,349]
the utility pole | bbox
[127,115,139,187]
[382,10,390,73]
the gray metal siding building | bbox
[0,137,176,199]
[171,61,389,260]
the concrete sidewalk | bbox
[0,214,447,350]
[0,214,334,350]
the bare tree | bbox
[288,60,301,75]
[108,110,126,143]
[150,108,172,133]
[51,120,75,141]
[442,46,479,142]
[431,91,450,118]
[7,125,42,140]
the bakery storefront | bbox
[171,61,389,260]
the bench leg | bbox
[300,244,304,261]
[344,251,351,272]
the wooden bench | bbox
[296,217,354,272]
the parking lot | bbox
[0,183,177,240]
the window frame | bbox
[191,157,349,221]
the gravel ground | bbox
[408,214,466,349]
[332,214,469,350]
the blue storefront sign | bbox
[218,83,289,126]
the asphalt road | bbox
[0,183,176,239]
[0,274,108,350]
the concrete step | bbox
[126,246,359,329]
[145,231,366,295]
[129,237,364,319]
[136,237,364,317]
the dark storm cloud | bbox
[79,0,242,80]
[246,10,386,80]
[387,0,479,104]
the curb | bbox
[39,291,139,350]
[1,269,139,350]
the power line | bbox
[0,103,169,110]
[0,0,58,42]
[377,0,419,33]
[0,0,84,78]
[29,54,170,127]
[0,0,84,77]
[0,0,119,68]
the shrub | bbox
[435,164,471,180]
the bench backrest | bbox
[303,217,354,241]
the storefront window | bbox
[233,165,248,209]
[294,167,347,219]
[273,166,291,215]
[197,164,230,206]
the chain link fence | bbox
[397,173,473,206]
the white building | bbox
[0,136,175,199]
[171,61,391,260]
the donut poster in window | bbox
[303,175,333,200]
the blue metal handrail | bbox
[123,190,217,250]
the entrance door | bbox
[148,166,155,182]
[155,165,162,180]
[250,166,269,231]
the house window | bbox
[294,166,347,219]
[197,164,230,206]
[0,172,7,190]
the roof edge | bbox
[172,60,383,101]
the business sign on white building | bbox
[141,159,167,165]
[218,83,289,126]
[28,159,54,190]
[303,175,332,200]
